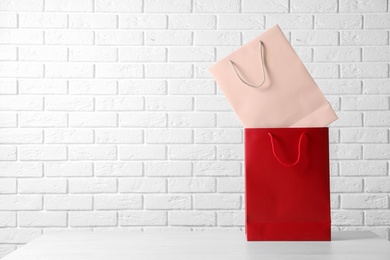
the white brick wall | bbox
[0,0,389,257]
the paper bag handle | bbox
[267,132,306,167]
[229,40,266,88]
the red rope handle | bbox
[267,132,306,167]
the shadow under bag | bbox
[245,127,331,241]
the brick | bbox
[331,194,340,209]
[315,15,362,29]
[18,179,66,194]
[0,245,16,258]
[96,31,143,46]
[217,177,244,193]
[69,145,117,160]
[219,15,264,29]
[331,210,363,225]
[0,46,17,61]
[365,14,390,29]
[194,0,239,12]
[0,212,16,227]
[340,161,388,176]
[0,13,17,28]
[0,63,43,78]
[0,129,42,144]
[96,129,142,144]
[0,228,41,244]
[96,0,142,12]
[0,195,42,210]
[145,195,192,209]
[119,112,166,127]
[45,162,93,177]
[168,112,215,128]
[46,64,94,79]
[331,177,363,193]
[145,63,193,78]
[217,145,244,160]
[119,145,166,160]
[69,80,117,95]
[19,113,67,128]
[70,47,117,62]
[331,112,362,127]
[194,161,241,176]
[341,128,388,143]
[291,31,339,45]
[317,79,362,95]
[46,30,94,45]
[18,212,67,227]
[194,194,240,210]
[120,14,166,29]
[365,211,390,226]
[307,63,339,78]
[119,47,166,62]
[363,47,390,62]
[291,0,337,12]
[45,129,94,143]
[196,96,231,111]
[45,96,93,111]
[267,15,313,29]
[69,178,117,194]
[119,80,167,95]
[169,211,215,226]
[168,178,216,193]
[0,29,43,44]
[70,14,116,29]
[145,161,191,177]
[119,178,166,193]
[0,179,16,194]
[146,129,192,144]
[169,47,215,62]
[0,113,17,128]
[342,96,389,110]
[366,178,390,193]
[96,96,143,111]
[96,64,143,78]
[168,80,215,95]
[95,162,143,177]
[19,80,68,95]
[19,13,67,28]
[218,211,244,226]
[342,194,388,209]
[341,31,388,46]
[69,212,117,227]
[0,162,42,177]
[145,0,191,12]
[19,146,67,161]
[0,0,43,11]
[70,112,118,127]
[45,195,92,210]
[168,145,215,160]
[195,31,240,46]
[339,0,388,12]
[364,144,390,160]
[146,96,193,111]
[216,112,241,127]
[46,0,93,12]
[169,15,216,30]
[195,129,242,144]
[146,31,192,46]
[341,63,388,78]
[0,146,16,161]
[94,194,142,210]
[365,111,390,126]
[243,0,288,13]
[314,47,361,62]
[330,144,362,159]
[120,211,166,226]
[293,47,313,62]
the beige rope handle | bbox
[229,40,266,88]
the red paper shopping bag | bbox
[245,127,331,241]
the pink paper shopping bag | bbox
[208,25,337,128]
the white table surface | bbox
[3,231,390,260]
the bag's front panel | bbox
[245,128,331,241]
